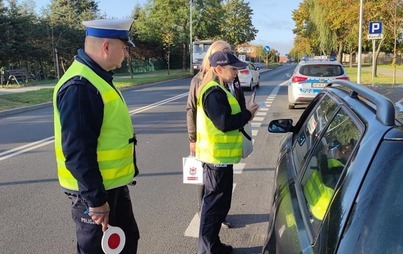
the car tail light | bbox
[239,70,249,75]
[292,76,307,83]
[336,77,350,80]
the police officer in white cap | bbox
[52,18,140,253]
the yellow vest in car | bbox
[196,81,242,164]
[53,60,135,191]
[303,170,334,220]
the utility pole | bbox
[357,0,363,85]
[189,0,193,75]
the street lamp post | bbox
[189,0,193,75]
[55,48,60,80]
[357,0,364,84]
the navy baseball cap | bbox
[82,18,135,47]
[209,51,247,68]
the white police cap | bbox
[82,18,135,47]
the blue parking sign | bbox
[369,22,382,34]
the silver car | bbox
[288,59,349,109]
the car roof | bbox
[328,80,399,126]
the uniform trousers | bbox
[67,185,140,254]
[198,163,233,254]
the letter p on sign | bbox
[369,22,382,34]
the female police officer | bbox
[196,50,259,254]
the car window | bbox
[300,107,361,236]
[300,65,344,77]
[293,95,338,172]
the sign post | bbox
[368,21,383,85]
[263,46,270,66]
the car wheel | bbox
[257,76,260,87]
[249,80,253,90]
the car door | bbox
[270,93,362,253]
[249,62,259,85]
[269,94,339,253]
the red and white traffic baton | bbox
[101,225,126,254]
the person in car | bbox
[195,50,259,254]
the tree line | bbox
[289,0,403,67]
[0,0,258,80]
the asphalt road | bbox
[0,64,303,254]
[1,63,402,253]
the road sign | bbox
[263,45,270,53]
[238,47,254,53]
[238,54,246,61]
[368,33,384,39]
[368,21,383,40]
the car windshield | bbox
[300,64,344,77]
[341,140,403,252]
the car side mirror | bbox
[268,119,294,133]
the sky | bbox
[32,0,301,56]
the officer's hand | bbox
[88,202,110,232]
[246,97,259,120]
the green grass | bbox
[0,88,53,111]
[114,71,191,89]
[0,70,192,111]
[344,64,403,85]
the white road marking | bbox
[184,183,237,238]
[234,163,245,174]
[253,116,265,122]
[251,122,261,128]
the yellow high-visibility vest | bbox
[53,60,135,191]
[303,170,334,220]
[196,81,242,164]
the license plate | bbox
[312,83,327,88]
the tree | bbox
[291,0,321,56]
[221,0,257,46]
[364,0,403,77]
[318,0,360,62]
[134,0,193,72]
[192,0,223,40]
[47,0,101,75]
[0,0,10,67]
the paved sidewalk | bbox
[0,83,54,96]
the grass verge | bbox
[344,64,403,85]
